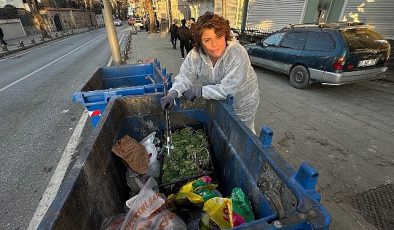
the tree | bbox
[144,0,157,32]
[25,0,49,38]
[91,1,103,14]
[0,5,18,19]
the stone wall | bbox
[0,18,26,39]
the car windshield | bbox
[342,28,390,52]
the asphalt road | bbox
[0,26,127,229]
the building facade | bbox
[189,0,214,19]
[39,8,97,32]
[211,0,394,39]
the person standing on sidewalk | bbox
[189,18,196,48]
[177,19,192,59]
[0,27,8,46]
[169,21,178,49]
[160,12,259,133]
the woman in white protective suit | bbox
[160,12,259,133]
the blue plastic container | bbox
[38,94,330,229]
[72,59,171,127]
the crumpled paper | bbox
[111,135,149,174]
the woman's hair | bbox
[193,12,232,51]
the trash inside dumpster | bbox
[38,94,330,230]
[72,59,171,127]
[161,127,212,185]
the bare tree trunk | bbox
[144,0,156,32]
[89,0,93,12]
[26,0,49,38]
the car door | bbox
[302,31,336,81]
[249,32,285,70]
[273,31,308,73]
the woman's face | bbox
[201,28,226,63]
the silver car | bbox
[114,19,122,26]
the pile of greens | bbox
[162,127,211,184]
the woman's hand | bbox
[183,87,202,101]
[160,91,178,110]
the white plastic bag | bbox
[121,177,187,230]
[140,132,160,179]
[125,169,149,196]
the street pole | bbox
[167,0,172,31]
[102,0,122,66]
[241,0,250,33]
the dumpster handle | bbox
[225,95,234,111]
[145,75,157,92]
[259,126,273,146]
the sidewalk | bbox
[126,31,184,76]
[0,27,99,58]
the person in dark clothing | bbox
[189,18,196,48]
[0,27,7,46]
[155,19,160,32]
[169,21,179,49]
[177,19,192,59]
[145,19,150,32]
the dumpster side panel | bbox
[38,100,129,229]
[72,61,169,127]
[101,64,155,89]
[41,95,330,229]
[82,68,105,91]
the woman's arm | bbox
[170,52,198,96]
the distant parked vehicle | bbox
[245,23,391,88]
[114,19,122,26]
[134,18,144,30]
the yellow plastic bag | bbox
[203,197,233,229]
[175,176,218,206]
[202,188,255,229]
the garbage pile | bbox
[101,127,255,229]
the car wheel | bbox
[289,65,310,89]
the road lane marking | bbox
[0,33,87,62]
[27,29,127,228]
[0,33,106,93]
[27,109,89,230]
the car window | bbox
[280,32,307,50]
[305,31,335,51]
[342,28,390,52]
[263,32,284,46]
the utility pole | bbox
[102,0,122,65]
[166,0,172,31]
[241,0,250,32]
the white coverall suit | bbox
[170,39,260,132]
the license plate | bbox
[358,59,378,67]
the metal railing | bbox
[232,28,273,45]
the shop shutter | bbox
[246,0,305,32]
[343,0,394,39]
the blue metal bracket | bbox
[294,162,321,202]
[225,95,234,111]
[259,126,273,147]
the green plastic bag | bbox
[231,187,255,225]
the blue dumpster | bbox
[72,59,171,127]
[38,94,330,229]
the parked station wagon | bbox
[245,23,391,88]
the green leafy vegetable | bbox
[162,127,211,184]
